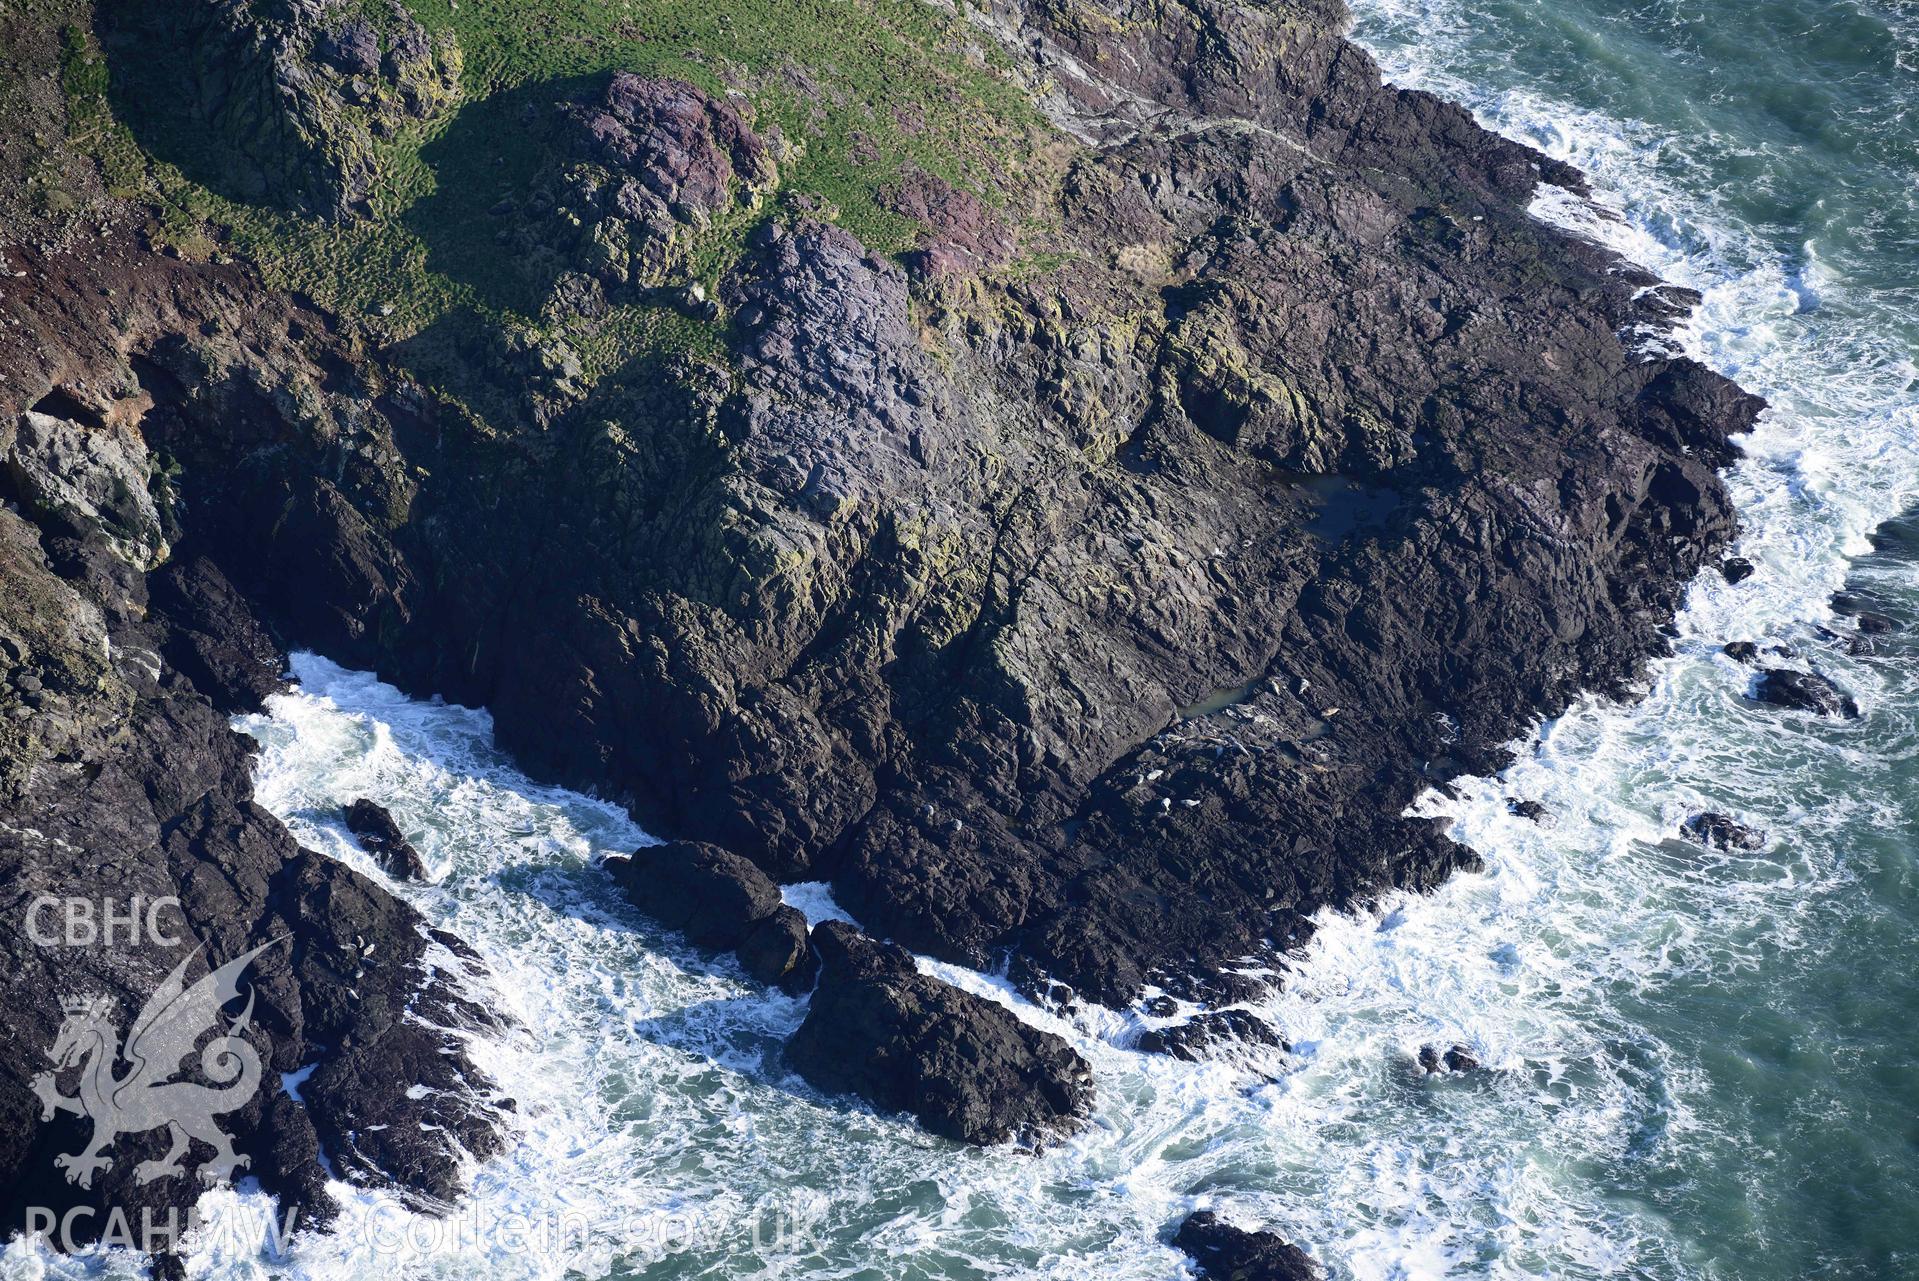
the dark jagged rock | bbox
[1723,641,1759,664]
[0,428,504,1244]
[1720,556,1756,584]
[1418,1044,1482,1074]
[344,798,429,881]
[605,839,782,951]
[736,904,818,994]
[149,556,288,714]
[86,0,1760,1026]
[787,922,1092,1146]
[1506,798,1552,824]
[100,0,461,218]
[1173,1211,1318,1281]
[1751,668,1860,719]
[1680,812,1766,852]
[1136,1008,1283,1061]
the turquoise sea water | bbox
[6,4,1918,1278]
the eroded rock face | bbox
[787,922,1093,1146]
[502,75,777,306]
[102,0,460,218]
[1173,1211,1319,1281]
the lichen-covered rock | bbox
[4,410,168,569]
[787,922,1093,1146]
[102,0,460,218]
[501,74,777,307]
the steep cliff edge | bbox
[2,0,1757,1236]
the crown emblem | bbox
[59,994,108,1017]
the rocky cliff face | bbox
[1,0,1761,1250]
[0,236,508,1251]
[140,0,1752,1009]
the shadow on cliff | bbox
[93,0,305,213]
[403,75,610,316]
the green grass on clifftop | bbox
[49,0,1052,421]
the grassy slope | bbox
[48,0,1052,414]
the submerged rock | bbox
[1137,1008,1283,1061]
[1751,668,1860,719]
[787,922,1093,1146]
[1506,798,1552,824]
[1173,1211,1319,1281]
[1720,556,1756,584]
[345,798,429,881]
[1680,812,1766,852]
[1722,641,1759,664]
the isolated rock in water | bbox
[1722,641,1759,664]
[1680,812,1766,852]
[788,922,1093,1146]
[1173,1211,1319,1281]
[1751,668,1860,719]
[1137,1008,1283,1061]
[1419,1043,1481,1074]
[1506,798,1551,824]
[1720,556,1756,584]
[605,839,782,951]
[345,798,429,880]
[736,904,818,994]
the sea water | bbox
[7,1,1918,1276]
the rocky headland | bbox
[0,0,1761,1266]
